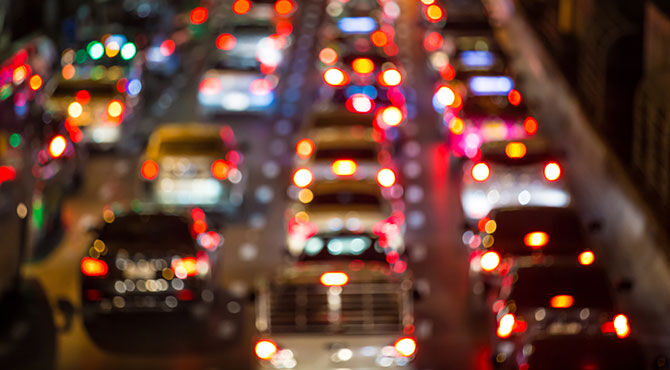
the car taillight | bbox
[81,257,108,277]
[216,33,236,50]
[371,30,388,47]
[292,168,313,188]
[352,57,374,74]
[377,168,396,187]
[232,0,250,14]
[394,337,417,357]
[523,231,549,248]
[318,47,338,65]
[379,106,403,127]
[320,272,349,286]
[211,159,230,180]
[107,100,124,118]
[254,340,277,360]
[0,166,16,184]
[497,313,515,338]
[424,4,444,22]
[507,89,522,106]
[48,135,68,158]
[171,257,198,278]
[141,160,159,180]
[295,138,314,159]
[544,162,561,181]
[346,94,374,113]
[274,0,294,15]
[613,314,630,338]
[331,159,357,176]
[434,86,455,107]
[323,67,348,86]
[578,250,595,265]
[480,251,500,272]
[199,77,222,95]
[550,294,574,308]
[524,116,538,135]
[471,162,490,182]
[379,68,402,87]
[423,31,443,51]
[505,142,527,158]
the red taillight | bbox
[318,48,338,65]
[171,257,198,278]
[216,33,236,50]
[255,340,277,360]
[377,168,396,188]
[524,116,538,135]
[75,90,91,104]
[141,160,159,180]
[323,67,348,86]
[471,162,490,182]
[81,257,108,277]
[0,166,17,183]
[379,68,402,87]
[274,0,294,15]
[497,313,515,338]
[200,77,222,95]
[550,294,574,308]
[160,40,175,56]
[296,138,314,159]
[331,159,357,176]
[371,30,388,47]
[190,7,208,24]
[346,94,374,113]
[394,337,417,357]
[480,251,500,272]
[508,89,522,106]
[320,272,349,286]
[292,168,313,188]
[613,314,630,338]
[578,250,595,265]
[233,0,251,14]
[523,231,549,248]
[211,159,229,180]
[423,31,443,51]
[49,135,68,158]
[544,162,561,181]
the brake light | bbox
[318,48,338,65]
[497,313,515,338]
[423,32,443,51]
[613,314,630,338]
[274,0,294,15]
[523,231,549,248]
[107,100,124,118]
[254,340,277,360]
[232,0,250,14]
[346,94,374,113]
[480,251,500,272]
[578,250,595,265]
[171,257,198,278]
[320,272,349,286]
[141,159,159,180]
[434,86,455,107]
[380,106,403,126]
[29,74,43,90]
[508,89,522,106]
[425,4,443,22]
[352,58,374,74]
[371,30,388,47]
[296,138,314,159]
[544,162,561,181]
[48,135,67,158]
[394,337,417,357]
[505,142,527,158]
[379,68,402,87]
[190,7,208,24]
[160,40,175,56]
[200,77,222,95]
[377,168,396,187]
[68,101,83,118]
[0,166,16,183]
[550,294,574,308]
[211,159,229,180]
[524,116,538,135]
[216,33,236,50]
[323,67,348,86]
[75,90,91,104]
[81,257,108,277]
[292,168,313,188]
[331,159,357,176]
[471,162,490,182]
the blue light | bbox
[468,76,514,95]
[460,51,493,68]
[346,85,377,99]
[337,17,377,34]
[127,79,142,96]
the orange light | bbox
[425,4,444,22]
[216,33,236,50]
[544,162,561,181]
[211,159,230,180]
[323,67,348,86]
[13,65,27,84]
[578,250,595,266]
[254,340,277,360]
[371,30,388,47]
[523,231,549,248]
[318,48,338,65]
[292,168,313,188]
[480,251,500,272]
[550,294,574,308]
[190,7,208,24]
[331,159,357,176]
[295,138,314,159]
[274,0,294,15]
[380,106,403,126]
[29,74,43,90]
[62,64,75,80]
[505,142,527,158]
[352,58,374,74]
[613,314,630,338]
[423,32,443,51]
[48,135,67,158]
[448,117,464,135]
[320,272,349,286]
[141,159,159,180]
[171,257,198,277]
[394,337,417,357]
[233,0,251,14]
[524,116,538,135]
[497,313,515,338]
[471,162,490,182]
[508,89,522,106]
[81,257,108,277]
[380,68,402,86]
[377,168,396,187]
[106,100,124,118]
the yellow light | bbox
[497,314,515,338]
[48,135,67,158]
[331,159,357,176]
[425,4,443,22]
[298,188,314,203]
[68,102,83,118]
[448,117,464,134]
[352,58,374,74]
[381,106,403,126]
[578,250,595,265]
[62,64,75,80]
[107,100,124,118]
[544,162,562,181]
[320,272,349,286]
[13,65,27,84]
[480,251,500,272]
[550,295,574,308]
[29,75,43,90]
[105,41,120,57]
[323,67,348,86]
[380,68,402,86]
[523,231,549,248]
[394,337,417,357]
[505,142,527,158]
[484,220,497,234]
[377,168,396,187]
[613,314,630,338]
[296,138,314,159]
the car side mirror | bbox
[56,298,75,332]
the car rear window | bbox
[309,192,381,207]
[159,137,225,156]
[314,147,376,160]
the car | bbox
[286,181,404,256]
[139,123,245,213]
[466,206,597,301]
[80,211,216,348]
[491,265,633,366]
[253,262,416,369]
[460,139,571,222]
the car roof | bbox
[308,180,382,196]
